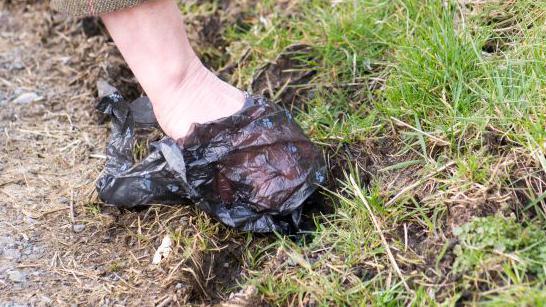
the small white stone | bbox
[152,235,172,264]
[12,92,42,104]
[40,296,53,304]
[3,248,21,260]
[7,270,27,283]
[72,224,86,233]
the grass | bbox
[176,0,546,304]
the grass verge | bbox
[171,0,546,304]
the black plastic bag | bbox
[95,84,326,233]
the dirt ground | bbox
[0,2,249,305]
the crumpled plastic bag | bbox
[95,82,326,233]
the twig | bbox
[21,207,70,219]
[0,179,22,187]
[403,223,408,253]
[89,153,107,159]
[69,190,76,224]
[349,176,412,293]
[156,295,172,307]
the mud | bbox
[197,245,244,300]
[507,152,546,221]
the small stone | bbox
[0,93,7,105]
[58,196,69,204]
[12,92,42,104]
[40,296,53,304]
[72,224,85,233]
[7,270,27,283]
[10,59,24,70]
[286,258,296,266]
[13,88,24,96]
[3,248,21,260]
[0,235,16,246]
[59,57,71,65]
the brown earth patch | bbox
[445,186,513,230]
[251,44,317,111]
[325,136,425,200]
[460,0,539,54]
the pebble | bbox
[40,296,52,304]
[7,270,27,283]
[0,235,16,246]
[72,224,86,233]
[58,196,69,204]
[12,92,42,104]
[0,259,10,274]
[3,248,21,260]
[10,59,24,70]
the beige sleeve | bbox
[50,0,148,17]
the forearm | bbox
[101,0,198,106]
